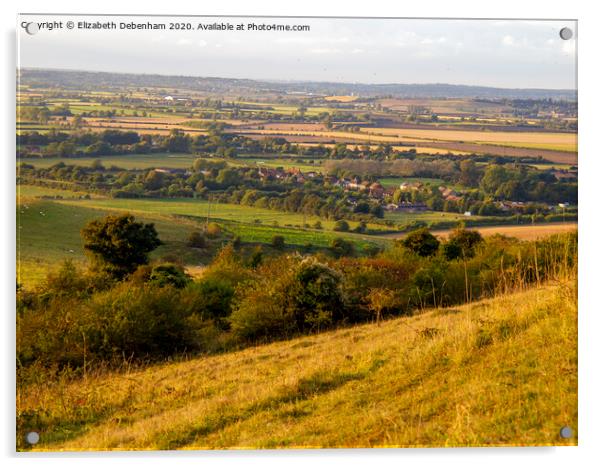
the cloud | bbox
[308,48,342,54]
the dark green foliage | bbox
[333,220,350,232]
[149,263,191,289]
[230,258,345,340]
[289,260,345,331]
[271,235,285,249]
[17,283,203,368]
[330,238,355,258]
[81,214,162,279]
[183,277,235,321]
[17,230,577,373]
[443,228,484,260]
[187,231,207,248]
[401,228,440,257]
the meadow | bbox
[16,199,206,286]
[19,153,198,170]
[18,279,577,450]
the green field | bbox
[385,210,481,224]
[55,196,391,231]
[17,184,98,200]
[377,177,449,189]
[17,200,207,287]
[236,157,325,172]
[16,189,398,286]
[19,153,198,170]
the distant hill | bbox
[18,68,576,100]
[21,281,577,450]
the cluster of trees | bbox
[479,164,577,204]
[18,160,386,222]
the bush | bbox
[330,238,355,258]
[205,222,222,239]
[230,257,345,340]
[333,220,350,232]
[400,228,440,257]
[271,235,285,249]
[182,277,235,323]
[148,263,191,289]
[17,283,203,368]
[187,231,207,248]
[443,228,484,261]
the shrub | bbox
[400,228,440,257]
[271,235,285,249]
[230,257,345,340]
[205,222,222,239]
[17,283,203,369]
[187,231,207,248]
[182,277,235,322]
[443,228,484,261]
[330,238,355,258]
[333,220,350,232]
[85,284,201,359]
[148,263,191,289]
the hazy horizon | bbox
[18,16,577,90]
[19,66,577,91]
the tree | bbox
[442,227,483,261]
[459,160,480,187]
[333,220,350,232]
[149,263,191,289]
[81,214,162,279]
[367,288,396,324]
[401,228,440,257]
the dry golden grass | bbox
[324,96,358,102]
[387,223,577,242]
[440,223,577,241]
[19,280,577,450]
[358,127,577,150]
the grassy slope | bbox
[20,281,577,450]
[16,199,207,286]
[16,193,390,286]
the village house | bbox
[369,182,385,198]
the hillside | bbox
[18,281,577,450]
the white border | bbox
[3,1,601,465]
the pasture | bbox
[19,153,198,170]
[16,200,206,287]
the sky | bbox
[17,16,577,89]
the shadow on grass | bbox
[156,356,388,449]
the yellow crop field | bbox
[325,95,359,102]
[358,127,577,151]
